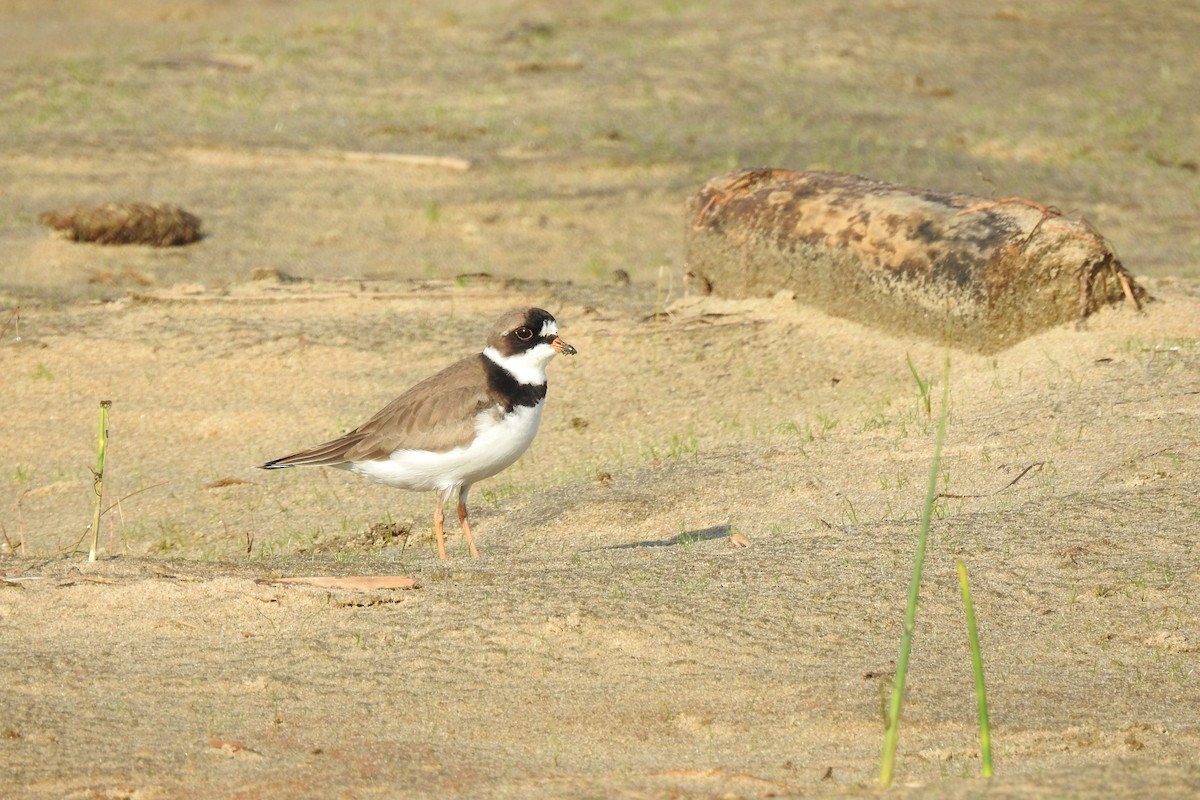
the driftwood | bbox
[39,202,203,247]
[686,169,1146,353]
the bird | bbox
[260,307,577,558]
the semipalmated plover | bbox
[261,307,577,558]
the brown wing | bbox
[261,355,495,468]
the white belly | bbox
[343,402,544,492]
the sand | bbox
[2,2,1199,797]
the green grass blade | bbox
[957,560,993,777]
[905,352,932,417]
[879,351,950,787]
[88,400,112,562]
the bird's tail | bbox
[260,434,365,470]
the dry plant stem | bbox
[938,461,1044,499]
[879,351,950,787]
[0,306,19,340]
[957,560,994,777]
[16,490,30,554]
[99,481,168,517]
[88,401,112,562]
[653,265,669,369]
[60,481,168,558]
[1,522,16,553]
[1117,271,1142,310]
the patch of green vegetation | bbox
[584,254,608,281]
[815,413,837,437]
[643,430,699,461]
[906,353,933,419]
[1118,336,1198,358]
[772,420,813,441]
[479,482,518,506]
[424,201,442,224]
[838,494,858,525]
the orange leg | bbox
[457,499,480,558]
[432,499,448,559]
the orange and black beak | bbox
[552,337,577,356]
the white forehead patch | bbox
[539,318,558,338]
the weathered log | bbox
[39,202,203,247]
[685,169,1146,353]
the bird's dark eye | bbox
[515,326,534,341]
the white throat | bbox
[483,344,554,385]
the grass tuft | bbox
[879,351,994,784]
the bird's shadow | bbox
[596,524,733,551]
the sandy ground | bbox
[2,2,1200,798]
